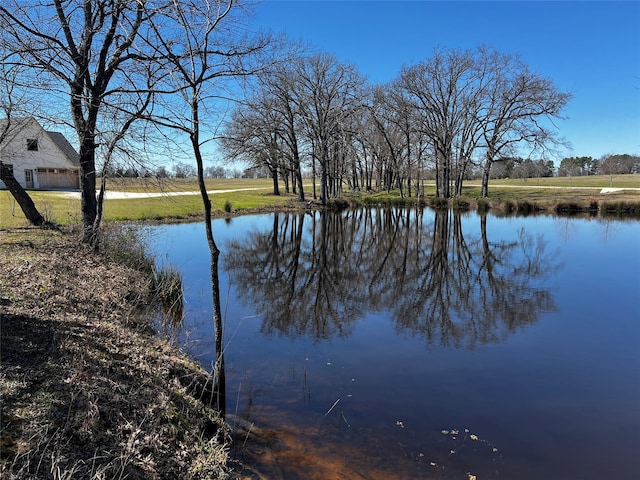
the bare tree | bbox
[397,47,570,198]
[145,0,270,414]
[398,48,478,199]
[477,48,571,196]
[222,94,286,195]
[260,64,307,201]
[598,153,640,186]
[295,53,364,205]
[0,0,163,243]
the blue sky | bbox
[250,0,640,160]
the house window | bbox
[27,139,38,151]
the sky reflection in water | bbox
[148,209,640,480]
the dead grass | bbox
[0,228,232,479]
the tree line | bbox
[557,154,640,177]
[221,46,572,202]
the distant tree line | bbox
[102,163,247,180]
[557,154,640,177]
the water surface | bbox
[148,209,640,480]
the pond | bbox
[147,208,640,480]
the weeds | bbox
[99,224,154,276]
[601,201,640,218]
[326,198,351,210]
[554,202,584,215]
[429,197,449,210]
[516,200,540,216]
[154,264,185,330]
[502,201,516,215]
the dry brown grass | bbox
[0,228,231,479]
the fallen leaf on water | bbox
[441,430,449,435]
[470,434,479,441]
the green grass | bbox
[0,191,82,228]
[2,175,639,228]
[466,173,640,188]
[103,176,275,192]
[0,180,301,227]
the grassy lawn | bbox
[471,173,640,188]
[0,179,301,227]
[1,175,639,228]
[104,176,276,192]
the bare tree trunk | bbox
[481,161,491,197]
[0,162,47,226]
[272,167,280,195]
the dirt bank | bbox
[0,228,236,479]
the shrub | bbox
[516,200,537,216]
[452,198,471,212]
[601,201,640,218]
[476,198,490,214]
[554,202,583,215]
[224,200,232,213]
[429,197,449,210]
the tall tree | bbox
[398,48,479,198]
[0,0,158,243]
[222,94,286,196]
[260,64,307,201]
[147,0,269,414]
[477,48,571,196]
[295,53,364,205]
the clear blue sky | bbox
[250,0,640,160]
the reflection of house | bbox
[0,117,80,190]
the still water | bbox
[148,209,640,480]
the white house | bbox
[0,117,80,190]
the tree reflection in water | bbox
[224,208,558,348]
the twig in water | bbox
[324,398,340,418]
[235,381,242,419]
[340,408,351,428]
[242,422,254,448]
